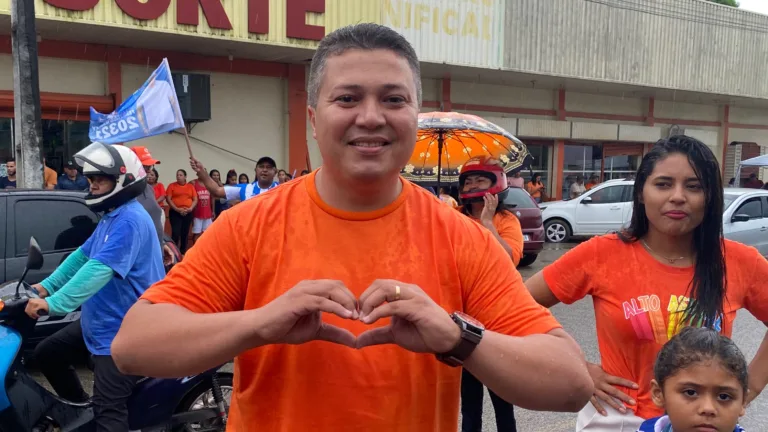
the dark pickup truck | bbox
[0,189,179,354]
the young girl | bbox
[638,326,747,432]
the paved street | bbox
[30,242,768,431]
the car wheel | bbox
[544,219,571,243]
[517,254,537,267]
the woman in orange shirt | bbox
[525,135,768,431]
[526,173,545,203]
[458,156,524,432]
[166,169,197,254]
[147,168,167,231]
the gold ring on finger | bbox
[394,285,401,301]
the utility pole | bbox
[11,0,43,188]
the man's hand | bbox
[31,283,49,298]
[480,193,498,227]
[356,279,460,354]
[25,298,49,319]
[586,362,638,416]
[254,280,359,348]
[162,244,175,267]
[190,157,206,176]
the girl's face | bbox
[651,360,745,432]
[462,175,492,193]
[146,170,157,184]
[239,175,248,184]
[227,174,237,185]
[641,153,706,238]
[211,171,221,183]
[176,171,186,184]
[278,171,290,183]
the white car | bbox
[540,181,768,257]
[540,179,635,243]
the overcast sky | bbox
[738,0,768,15]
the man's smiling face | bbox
[308,48,419,184]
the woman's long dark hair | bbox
[619,135,726,327]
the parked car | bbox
[503,187,544,267]
[540,180,768,257]
[0,189,181,356]
[540,179,634,243]
[723,188,768,257]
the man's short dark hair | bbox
[307,23,422,107]
[5,158,14,164]
[257,157,276,168]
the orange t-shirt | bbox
[44,166,57,188]
[141,172,560,432]
[457,208,525,266]
[166,182,196,209]
[542,234,768,419]
[526,181,543,199]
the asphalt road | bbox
[29,242,768,431]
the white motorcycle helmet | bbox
[74,142,147,213]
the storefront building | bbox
[0,0,766,197]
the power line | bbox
[583,0,768,33]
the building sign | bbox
[383,0,505,68]
[42,0,325,40]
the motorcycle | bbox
[0,237,232,432]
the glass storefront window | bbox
[563,143,603,198]
[522,141,551,194]
[604,155,640,180]
[42,120,90,173]
[0,119,12,176]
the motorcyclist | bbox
[24,142,165,432]
[457,156,524,432]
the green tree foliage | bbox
[704,0,739,7]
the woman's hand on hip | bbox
[587,362,638,416]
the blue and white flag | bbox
[89,58,184,144]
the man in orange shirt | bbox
[111,23,593,431]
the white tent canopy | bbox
[740,154,768,167]
[735,154,768,185]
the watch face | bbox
[454,312,485,331]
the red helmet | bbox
[458,156,509,202]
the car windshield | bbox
[503,188,538,209]
[724,194,739,211]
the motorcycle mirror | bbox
[27,237,44,270]
[14,237,44,299]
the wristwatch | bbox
[436,312,485,367]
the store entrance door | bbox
[601,143,644,181]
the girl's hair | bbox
[226,169,237,178]
[177,169,187,177]
[654,327,748,395]
[209,169,220,178]
[239,173,250,183]
[531,173,541,183]
[619,135,726,327]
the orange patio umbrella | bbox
[401,111,532,189]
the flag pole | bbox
[180,125,194,158]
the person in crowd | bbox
[0,158,16,189]
[438,186,458,209]
[728,177,736,188]
[56,160,90,191]
[190,156,279,203]
[525,135,768,431]
[130,147,165,247]
[637,327,747,432]
[526,173,545,203]
[458,157,524,432]
[25,142,164,432]
[238,173,249,184]
[507,171,525,188]
[208,169,226,218]
[43,157,57,189]
[586,174,600,191]
[166,169,197,254]
[570,175,586,199]
[223,169,241,207]
[111,23,593,432]
[191,176,213,245]
[147,168,167,226]
[744,173,763,189]
[300,169,311,176]
[277,169,293,184]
